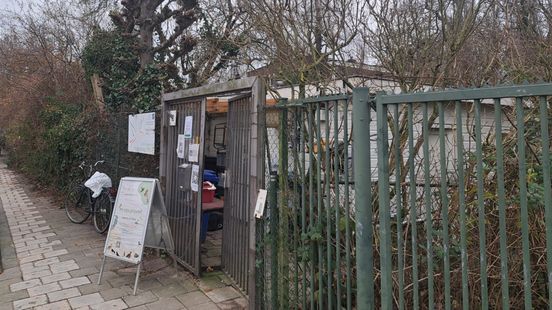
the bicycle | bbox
[65,160,114,234]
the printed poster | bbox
[104,179,154,264]
[169,110,177,126]
[184,116,193,139]
[191,164,199,192]
[188,144,199,163]
[128,112,155,155]
[177,134,185,159]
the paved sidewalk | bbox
[0,161,246,309]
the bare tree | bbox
[109,0,198,68]
[361,0,493,91]
[239,0,364,98]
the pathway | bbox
[0,161,246,309]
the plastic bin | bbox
[202,181,216,203]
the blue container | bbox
[203,170,219,186]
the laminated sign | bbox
[128,112,155,155]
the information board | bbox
[104,178,154,264]
[99,177,174,294]
[128,112,155,155]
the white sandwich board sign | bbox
[98,177,173,294]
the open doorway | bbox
[200,99,228,270]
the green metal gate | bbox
[257,96,356,309]
[354,84,552,309]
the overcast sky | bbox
[0,0,39,13]
[0,0,18,11]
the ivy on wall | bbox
[82,29,165,112]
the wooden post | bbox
[91,74,105,113]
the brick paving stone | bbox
[152,284,191,298]
[27,282,61,297]
[33,257,60,267]
[34,300,71,310]
[20,264,49,274]
[144,297,185,310]
[50,260,79,273]
[18,254,43,264]
[217,298,247,310]
[39,240,62,248]
[31,226,50,233]
[100,287,132,301]
[205,287,241,303]
[78,282,113,295]
[90,299,129,310]
[127,306,148,310]
[68,293,105,308]
[0,289,30,303]
[0,267,22,281]
[193,302,220,310]
[176,291,212,308]
[59,276,91,289]
[22,269,51,281]
[40,272,71,284]
[43,249,68,258]
[12,295,48,310]
[123,291,159,307]
[9,279,41,292]
[28,247,56,256]
[70,267,99,278]
[47,287,81,302]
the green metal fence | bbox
[355,84,552,309]
[257,83,552,309]
[94,111,160,187]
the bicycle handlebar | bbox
[78,161,106,174]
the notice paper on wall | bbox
[190,164,199,192]
[169,110,177,126]
[254,189,268,218]
[177,135,185,159]
[184,116,193,139]
[188,144,199,162]
[128,112,155,155]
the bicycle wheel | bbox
[65,185,91,224]
[93,190,112,234]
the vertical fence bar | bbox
[277,101,289,309]
[438,102,451,310]
[408,104,419,309]
[393,104,405,310]
[353,88,374,310]
[474,99,488,309]
[325,102,333,309]
[516,97,532,308]
[422,103,434,309]
[316,103,324,309]
[344,99,352,310]
[293,107,300,308]
[269,172,278,309]
[334,101,342,309]
[494,98,510,309]
[255,217,265,309]
[377,93,393,309]
[308,104,315,310]
[300,107,307,310]
[539,95,552,309]
[455,101,469,310]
